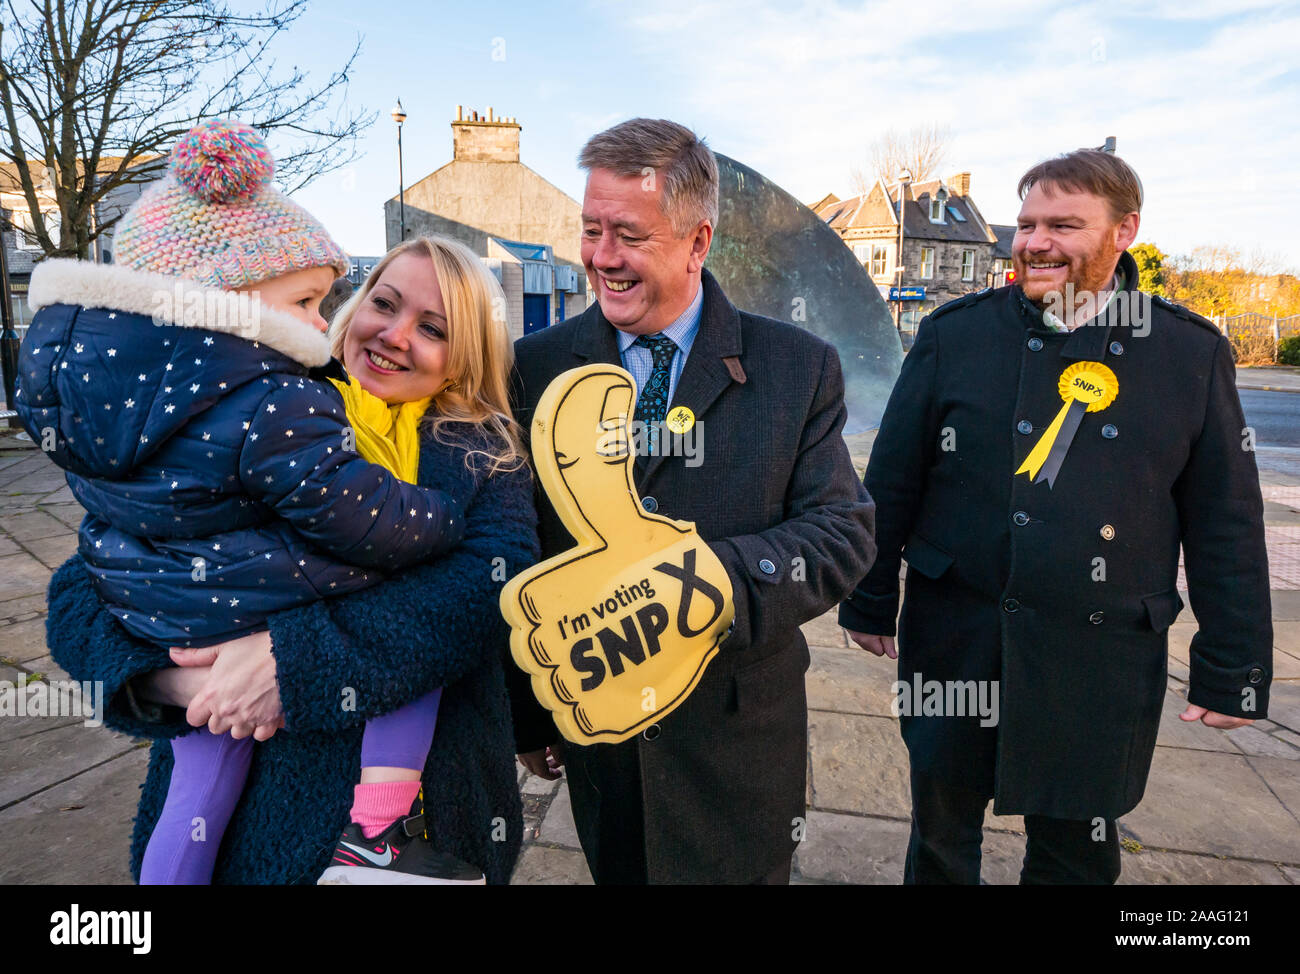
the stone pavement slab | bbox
[1225,724,1300,759]
[1265,681,1300,733]
[0,594,47,620]
[805,644,897,717]
[807,711,910,819]
[0,551,51,603]
[1117,850,1290,885]
[801,610,849,650]
[511,845,592,885]
[21,533,78,571]
[0,719,139,809]
[0,749,146,885]
[537,780,582,850]
[0,616,52,664]
[1244,755,1300,825]
[5,510,72,542]
[1120,746,1300,863]
[794,809,909,884]
[1271,590,1300,619]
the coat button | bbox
[1101,424,1118,439]
[758,558,777,575]
[1002,598,1020,613]
[641,496,658,513]
[1109,341,1124,355]
[1027,337,1044,351]
[1017,420,1033,435]
[1089,611,1105,625]
[643,723,662,741]
[1248,667,1264,685]
[1100,524,1116,541]
[1013,510,1030,526]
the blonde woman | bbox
[44,236,539,885]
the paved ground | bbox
[1237,365,1300,395]
[1,425,1298,885]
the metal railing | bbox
[1212,313,1300,364]
[1216,312,1300,339]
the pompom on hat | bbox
[113,119,349,290]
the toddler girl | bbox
[17,121,484,884]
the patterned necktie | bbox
[632,334,678,425]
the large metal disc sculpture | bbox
[708,153,902,434]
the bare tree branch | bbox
[852,123,953,194]
[0,0,373,258]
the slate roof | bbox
[991,224,1017,259]
[814,177,998,245]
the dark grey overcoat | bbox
[508,268,877,882]
[839,250,1273,820]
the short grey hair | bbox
[578,118,719,236]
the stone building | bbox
[811,172,1002,327]
[2,158,155,331]
[386,108,588,338]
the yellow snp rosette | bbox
[1015,361,1118,488]
[500,364,734,745]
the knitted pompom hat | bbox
[113,119,349,290]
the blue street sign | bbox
[889,286,926,301]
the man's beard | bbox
[1017,244,1121,311]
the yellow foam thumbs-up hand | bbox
[501,364,735,744]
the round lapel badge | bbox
[665,405,695,435]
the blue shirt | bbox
[615,283,703,407]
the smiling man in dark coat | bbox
[508,118,876,884]
[840,149,1273,884]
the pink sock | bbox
[350,781,422,839]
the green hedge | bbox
[1279,335,1300,367]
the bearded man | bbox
[839,149,1272,884]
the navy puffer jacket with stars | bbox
[15,260,464,647]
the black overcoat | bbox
[509,268,877,882]
[840,251,1273,820]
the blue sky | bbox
[280,0,1300,269]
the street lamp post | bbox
[391,100,407,242]
[894,169,911,334]
[0,214,19,425]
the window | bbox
[871,244,888,277]
[947,205,967,222]
[961,249,974,282]
[929,197,945,222]
[920,247,935,279]
[853,243,871,262]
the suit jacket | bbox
[508,267,877,882]
[839,250,1273,820]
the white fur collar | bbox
[28,259,331,368]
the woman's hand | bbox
[182,631,284,740]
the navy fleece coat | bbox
[16,259,463,647]
[44,426,539,885]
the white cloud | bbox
[610,0,1300,266]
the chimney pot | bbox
[456,105,462,121]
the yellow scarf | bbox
[329,375,431,483]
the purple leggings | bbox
[139,688,442,884]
